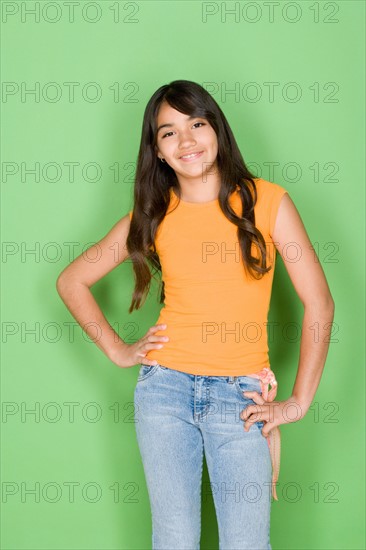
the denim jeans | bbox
[133,363,273,550]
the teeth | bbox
[181,152,201,159]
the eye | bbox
[161,121,206,139]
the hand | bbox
[110,324,169,368]
[240,391,307,437]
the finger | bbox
[243,419,261,432]
[144,325,168,344]
[145,334,169,344]
[243,390,266,405]
[136,352,158,366]
[148,323,167,335]
[240,402,265,422]
[261,426,272,438]
[141,341,164,352]
[243,412,268,432]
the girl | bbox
[56,80,335,550]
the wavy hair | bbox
[126,79,272,313]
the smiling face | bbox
[154,101,219,185]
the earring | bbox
[160,157,166,163]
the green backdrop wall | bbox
[1,1,365,549]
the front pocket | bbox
[234,375,261,398]
[234,376,265,431]
[137,363,159,382]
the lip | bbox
[179,151,204,162]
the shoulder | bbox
[249,178,289,238]
[252,177,288,199]
[251,177,289,209]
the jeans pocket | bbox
[235,376,265,431]
[137,363,159,382]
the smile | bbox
[180,151,204,162]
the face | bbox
[155,102,219,182]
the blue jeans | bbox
[133,363,273,550]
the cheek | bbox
[208,142,219,161]
[164,141,179,158]
[206,131,218,154]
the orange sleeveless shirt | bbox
[128,178,288,376]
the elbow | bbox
[56,271,88,298]
[56,269,74,297]
[329,297,335,319]
[56,272,67,297]
[303,293,335,317]
[323,290,335,315]
[324,296,335,320]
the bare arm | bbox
[56,213,169,367]
[272,193,335,415]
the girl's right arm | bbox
[55,213,168,368]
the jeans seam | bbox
[137,364,159,382]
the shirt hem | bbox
[150,360,271,377]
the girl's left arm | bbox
[272,193,335,416]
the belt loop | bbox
[228,376,235,384]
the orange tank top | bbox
[129,177,288,377]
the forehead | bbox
[156,102,194,123]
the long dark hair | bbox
[126,79,272,313]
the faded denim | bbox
[134,363,273,550]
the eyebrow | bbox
[156,115,200,134]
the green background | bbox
[1,1,365,548]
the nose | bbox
[178,130,196,150]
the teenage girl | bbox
[56,80,335,550]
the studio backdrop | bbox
[1,1,364,549]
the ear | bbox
[154,146,161,161]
